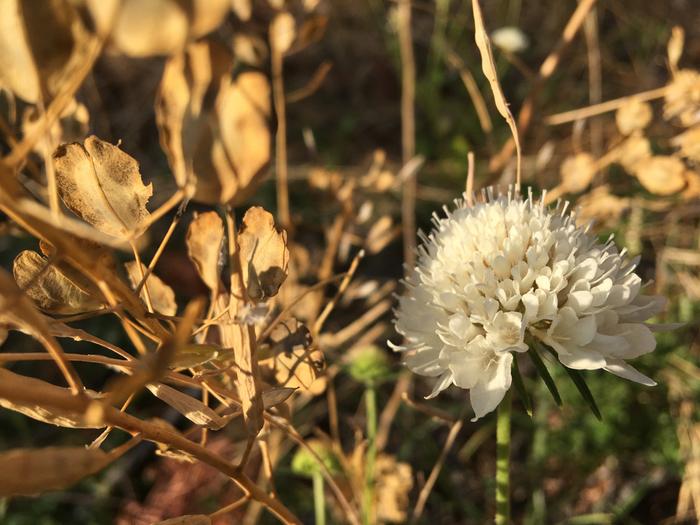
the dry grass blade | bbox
[471,0,521,185]
[146,383,226,430]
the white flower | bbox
[491,27,529,54]
[391,188,667,421]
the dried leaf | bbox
[111,0,189,57]
[125,261,177,316]
[238,207,289,300]
[0,446,110,496]
[146,383,226,430]
[188,0,231,38]
[0,368,104,429]
[156,41,271,204]
[13,250,102,314]
[472,0,521,182]
[559,153,596,194]
[154,516,212,525]
[0,0,89,103]
[634,156,687,195]
[186,211,224,293]
[231,0,252,21]
[23,97,90,157]
[270,12,296,55]
[615,99,653,135]
[217,72,272,204]
[53,136,153,238]
[262,386,296,407]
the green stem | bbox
[363,383,377,525]
[312,471,326,525]
[495,389,512,525]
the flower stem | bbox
[312,471,326,525]
[495,389,512,525]
[363,383,377,525]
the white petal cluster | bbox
[391,188,667,420]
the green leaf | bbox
[528,344,562,407]
[512,356,533,417]
[562,366,603,421]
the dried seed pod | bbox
[634,155,687,195]
[559,153,596,194]
[615,99,653,135]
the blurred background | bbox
[1,0,699,523]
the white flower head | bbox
[391,187,667,421]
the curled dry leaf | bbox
[125,261,177,316]
[0,446,111,497]
[146,383,226,430]
[156,40,271,205]
[615,99,653,135]
[238,207,290,301]
[634,155,687,195]
[53,136,153,239]
[0,0,89,103]
[13,250,102,314]
[153,516,212,525]
[186,211,224,294]
[270,12,296,55]
[559,153,597,194]
[0,368,104,429]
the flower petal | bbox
[469,352,513,421]
[603,358,656,386]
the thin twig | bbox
[398,0,417,267]
[411,408,466,522]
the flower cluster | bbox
[391,188,667,420]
